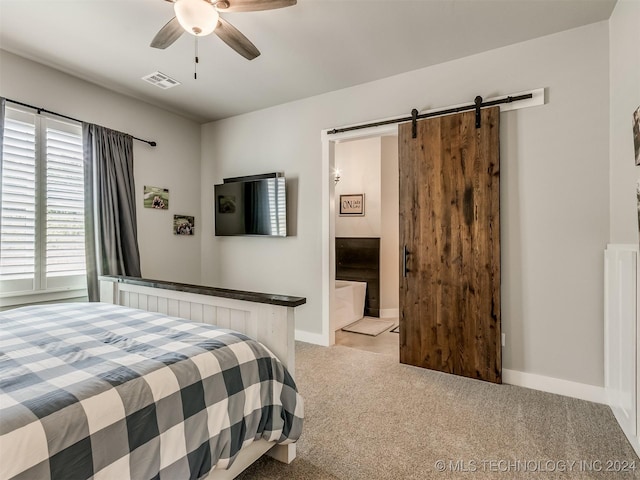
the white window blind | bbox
[1,107,86,297]
[45,126,85,278]
[0,113,36,289]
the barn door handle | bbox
[403,245,410,277]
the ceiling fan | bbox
[151,0,297,60]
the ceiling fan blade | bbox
[216,0,296,13]
[150,17,183,49]
[214,18,261,60]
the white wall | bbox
[334,136,399,317]
[0,50,202,284]
[380,136,399,316]
[609,0,640,245]
[201,22,609,387]
[335,137,381,237]
[607,0,640,457]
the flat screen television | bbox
[214,173,287,237]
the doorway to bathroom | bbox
[326,130,400,358]
[324,110,502,378]
[321,90,540,379]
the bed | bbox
[0,276,306,480]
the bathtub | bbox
[334,280,367,330]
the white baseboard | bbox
[295,329,329,346]
[380,308,399,318]
[610,404,640,458]
[502,369,606,404]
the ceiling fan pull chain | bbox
[194,36,199,80]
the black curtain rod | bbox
[327,93,534,135]
[5,98,157,147]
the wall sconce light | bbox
[334,169,341,185]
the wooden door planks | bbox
[398,107,501,384]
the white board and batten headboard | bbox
[98,275,306,374]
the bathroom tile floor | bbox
[334,317,399,357]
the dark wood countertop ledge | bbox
[100,275,307,308]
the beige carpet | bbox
[341,317,396,336]
[238,342,639,479]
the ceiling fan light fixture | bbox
[174,0,219,36]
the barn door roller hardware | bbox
[328,92,534,138]
[475,96,483,129]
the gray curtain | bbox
[83,123,141,301]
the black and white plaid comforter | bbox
[0,302,303,480]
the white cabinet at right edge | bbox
[605,244,640,457]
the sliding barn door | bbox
[398,107,501,383]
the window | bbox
[1,107,86,301]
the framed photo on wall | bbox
[633,104,640,166]
[144,185,169,209]
[174,215,194,235]
[339,194,365,216]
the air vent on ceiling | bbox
[142,71,181,89]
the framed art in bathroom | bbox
[339,194,365,216]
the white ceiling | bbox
[0,0,616,123]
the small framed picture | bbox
[633,105,640,166]
[174,215,194,235]
[636,179,640,234]
[339,194,365,216]
[144,186,169,209]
